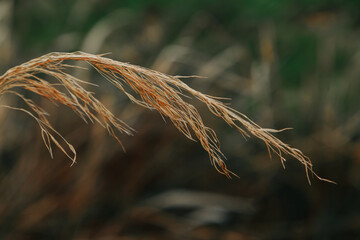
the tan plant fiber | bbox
[0,52,332,183]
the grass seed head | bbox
[0,52,334,183]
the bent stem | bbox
[0,52,334,183]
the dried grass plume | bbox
[0,52,332,183]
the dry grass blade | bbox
[0,52,333,183]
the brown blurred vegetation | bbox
[0,0,360,239]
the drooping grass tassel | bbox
[0,52,334,183]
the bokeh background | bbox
[1,0,360,239]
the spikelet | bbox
[0,52,333,183]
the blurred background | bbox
[1,0,360,239]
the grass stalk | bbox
[0,52,333,183]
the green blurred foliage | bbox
[14,0,360,50]
[278,28,317,88]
